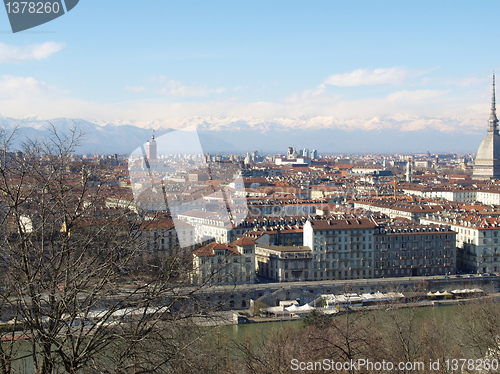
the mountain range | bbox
[0,116,484,155]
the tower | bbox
[146,134,157,161]
[473,74,500,180]
[406,157,413,183]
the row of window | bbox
[376,234,451,242]
[376,258,454,267]
[278,268,374,280]
[200,256,253,265]
[376,242,451,250]
[315,251,372,259]
[316,229,371,235]
[377,249,453,258]
[316,244,373,251]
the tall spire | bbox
[493,72,496,108]
[489,72,498,133]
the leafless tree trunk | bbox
[0,126,221,373]
[454,300,500,362]
[303,309,382,374]
[232,323,306,374]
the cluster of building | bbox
[7,75,500,290]
[190,215,456,284]
[186,74,500,285]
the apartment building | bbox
[138,217,179,252]
[477,188,500,205]
[374,224,456,277]
[193,214,461,285]
[303,217,378,280]
[402,185,500,206]
[191,238,256,285]
[255,244,312,282]
[421,212,500,273]
[401,185,477,202]
[178,211,307,244]
[246,199,323,217]
[352,199,456,222]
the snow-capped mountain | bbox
[0,115,485,155]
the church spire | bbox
[489,72,498,133]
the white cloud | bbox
[285,84,341,105]
[0,42,65,63]
[154,75,225,98]
[0,72,490,137]
[158,79,208,98]
[457,76,488,88]
[0,75,65,98]
[386,89,447,103]
[125,85,147,92]
[324,67,411,86]
[422,74,489,89]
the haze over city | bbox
[5,2,500,373]
[1,1,500,153]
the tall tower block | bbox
[146,134,157,161]
[406,157,413,183]
[473,74,500,180]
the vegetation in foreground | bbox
[2,128,500,373]
[204,302,500,374]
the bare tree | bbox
[0,127,219,373]
[232,323,306,374]
[454,300,500,362]
[303,309,382,374]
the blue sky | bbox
[0,1,499,135]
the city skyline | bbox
[3,4,500,370]
[1,1,500,153]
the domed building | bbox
[472,75,500,180]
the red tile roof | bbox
[193,241,240,257]
[232,237,256,246]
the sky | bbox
[0,1,500,138]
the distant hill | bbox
[0,116,484,155]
